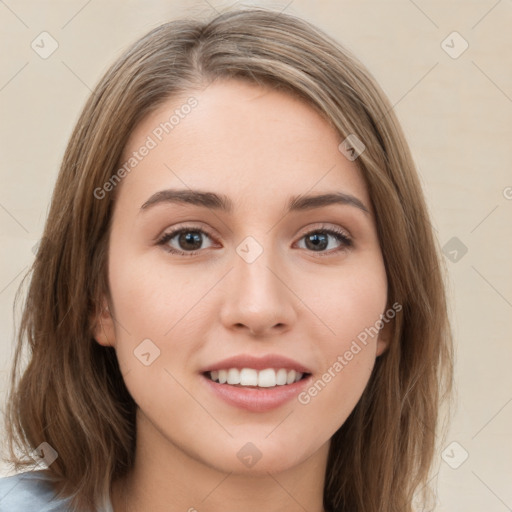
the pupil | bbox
[306,233,327,251]
[179,231,202,250]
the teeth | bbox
[208,368,306,387]
[276,368,287,385]
[286,369,296,385]
[227,368,240,385]
[240,368,258,386]
[258,368,276,387]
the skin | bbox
[93,78,391,512]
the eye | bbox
[156,224,352,257]
[157,227,216,255]
[296,226,352,255]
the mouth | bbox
[204,368,310,388]
[200,354,312,412]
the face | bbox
[94,79,390,475]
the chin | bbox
[193,434,319,476]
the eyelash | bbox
[156,224,353,257]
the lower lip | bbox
[202,374,311,412]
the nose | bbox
[218,249,297,337]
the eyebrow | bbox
[140,189,369,215]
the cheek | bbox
[295,258,387,405]
[301,258,388,346]
[296,349,374,444]
[108,246,191,331]
[106,246,220,377]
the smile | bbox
[201,354,312,412]
[207,368,306,387]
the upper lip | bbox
[201,354,312,374]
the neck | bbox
[112,410,328,512]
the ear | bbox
[376,316,393,357]
[91,297,116,348]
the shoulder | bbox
[0,470,72,512]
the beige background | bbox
[1,1,511,510]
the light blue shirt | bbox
[0,470,114,511]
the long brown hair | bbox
[2,7,453,512]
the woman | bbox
[1,7,453,512]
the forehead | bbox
[117,79,370,212]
